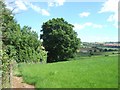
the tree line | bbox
[1,1,47,63]
[1,1,80,63]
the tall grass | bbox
[18,55,118,88]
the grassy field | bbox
[76,51,118,57]
[18,55,118,88]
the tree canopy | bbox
[1,1,47,63]
[41,18,80,62]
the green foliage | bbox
[0,0,47,88]
[19,56,118,88]
[15,26,47,63]
[0,1,14,87]
[41,18,80,62]
[1,0,47,63]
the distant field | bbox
[77,51,118,57]
[18,55,118,88]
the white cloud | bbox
[92,24,103,28]
[5,0,50,16]
[79,12,90,17]
[84,22,92,26]
[98,0,118,13]
[29,3,41,12]
[48,2,54,7]
[41,9,50,16]
[99,0,119,28]
[15,0,28,10]
[55,0,65,6]
[29,3,50,16]
[73,23,84,30]
[73,22,103,31]
[5,0,28,13]
[48,0,65,7]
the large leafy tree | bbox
[41,18,80,62]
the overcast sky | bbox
[5,0,119,42]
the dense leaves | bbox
[1,1,47,63]
[41,18,80,62]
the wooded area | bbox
[0,1,80,88]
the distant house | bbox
[103,43,120,48]
[80,48,98,53]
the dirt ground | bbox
[12,76,35,89]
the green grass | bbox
[13,65,22,77]
[18,55,118,88]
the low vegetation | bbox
[18,55,118,88]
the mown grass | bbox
[18,55,118,88]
